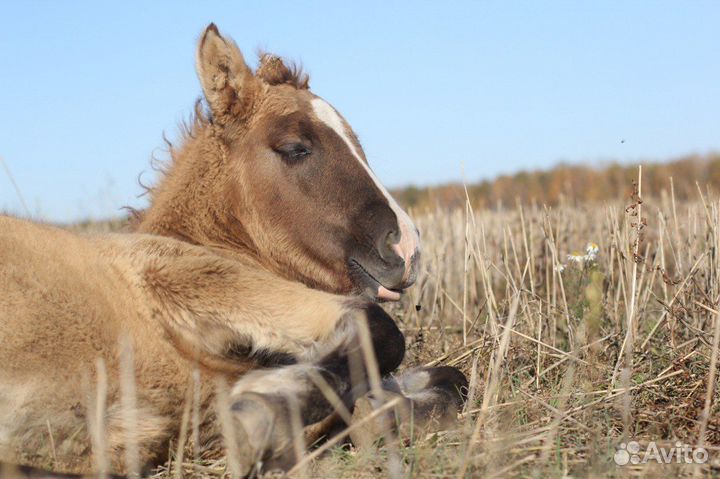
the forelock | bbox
[255,53,309,90]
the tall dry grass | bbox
[367,171,720,478]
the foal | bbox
[0,25,467,476]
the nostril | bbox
[385,229,399,248]
[378,229,399,259]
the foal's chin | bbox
[348,260,414,303]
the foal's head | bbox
[156,24,420,301]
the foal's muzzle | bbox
[353,220,421,302]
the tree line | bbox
[393,153,720,210]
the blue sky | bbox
[1,2,718,222]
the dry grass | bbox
[74,171,720,478]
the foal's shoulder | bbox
[97,232,231,264]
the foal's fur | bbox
[0,25,466,476]
[0,217,353,472]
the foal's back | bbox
[0,216,128,374]
[0,216,187,472]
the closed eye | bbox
[275,143,312,163]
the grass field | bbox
[72,170,720,478]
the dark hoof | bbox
[231,393,297,473]
[363,303,406,374]
[392,366,468,421]
[350,366,468,448]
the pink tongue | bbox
[377,285,401,301]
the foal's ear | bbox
[196,24,257,124]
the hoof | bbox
[350,366,468,448]
[231,393,297,474]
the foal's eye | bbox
[275,143,311,163]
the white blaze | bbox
[311,98,420,287]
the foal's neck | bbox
[137,124,257,259]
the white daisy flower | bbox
[567,252,585,264]
[554,264,566,273]
[585,242,600,262]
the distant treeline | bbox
[393,153,720,210]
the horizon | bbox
[1,2,719,221]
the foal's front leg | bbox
[225,304,403,469]
[226,304,468,473]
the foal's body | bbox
[0,215,355,472]
[0,25,467,475]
